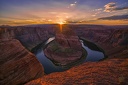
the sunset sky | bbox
[0,0,128,25]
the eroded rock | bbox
[44,28,85,65]
[0,39,44,85]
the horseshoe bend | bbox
[44,27,86,66]
[0,24,128,85]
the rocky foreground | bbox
[26,58,128,85]
[0,39,44,85]
[0,25,128,85]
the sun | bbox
[58,21,65,32]
[59,22,64,25]
[58,21,64,25]
[57,20,66,25]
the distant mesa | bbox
[44,27,86,66]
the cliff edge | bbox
[0,39,44,85]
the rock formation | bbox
[72,25,128,57]
[44,27,85,65]
[26,25,128,85]
[0,39,44,85]
[0,25,128,85]
[55,28,82,50]
[0,26,55,50]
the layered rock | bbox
[55,28,82,50]
[0,26,55,50]
[44,28,84,65]
[0,25,128,85]
[26,25,128,85]
[73,26,128,57]
[44,40,83,65]
[0,39,44,85]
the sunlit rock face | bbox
[44,27,84,65]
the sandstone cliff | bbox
[0,26,55,50]
[0,25,128,85]
[73,26,128,57]
[0,39,44,85]
[26,25,128,85]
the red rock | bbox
[44,28,83,65]
[30,26,128,85]
[55,28,82,50]
[0,39,44,85]
[1,25,128,85]
[0,27,54,50]
[44,47,83,65]
[26,58,128,85]
[55,33,69,48]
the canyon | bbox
[0,25,128,85]
[44,27,85,66]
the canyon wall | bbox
[26,25,128,85]
[0,25,128,85]
[1,25,127,56]
[0,39,44,85]
[0,25,55,85]
[72,25,128,58]
[0,26,55,50]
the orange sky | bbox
[0,0,128,25]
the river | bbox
[33,37,105,74]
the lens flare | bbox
[58,21,66,32]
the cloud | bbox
[74,1,77,4]
[49,12,57,14]
[115,6,128,10]
[93,8,103,12]
[92,15,96,17]
[98,14,128,20]
[69,1,77,7]
[104,2,116,12]
[70,4,76,7]
[104,2,128,12]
